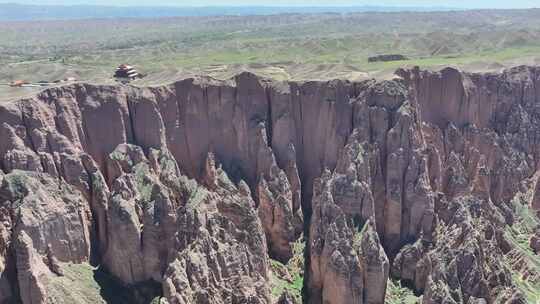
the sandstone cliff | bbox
[0,66,539,304]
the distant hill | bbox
[0,3,458,20]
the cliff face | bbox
[0,66,539,304]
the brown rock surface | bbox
[0,171,93,304]
[1,66,540,303]
[307,170,389,304]
[162,153,271,304]
[277,290,298,304]
[530,229,540,254]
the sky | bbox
[0,0,539,9]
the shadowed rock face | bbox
[0,66,539,304]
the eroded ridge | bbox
[0,67,539,304]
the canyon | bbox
[0,65,539,303]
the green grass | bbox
[1,171,31,201]
[504,230,540,303]
[134,162,154,203]
[502,191,540,303]
[46,263,107,304]
[46,263,162,304]
[61,42,540,74]
[511,271,540,304]
[385,279,420,304]
[363,46,540,71]
[270,260,303,301]
[4,11,540,90]
[270,239,305,302]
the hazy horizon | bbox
[0,0,538,9]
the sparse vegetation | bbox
[46,263,107,304]
[3,9,540,101]
[270,238,305,302]
[134,162,154,203]
[385,279,420,304]
[46,263,162,304]
[2,6,540,304]
[3,173,27,199]
[503,184,540,303]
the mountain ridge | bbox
[0,3,465,21]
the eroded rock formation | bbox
[0,66,539,304]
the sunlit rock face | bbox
[1,66,540,304]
